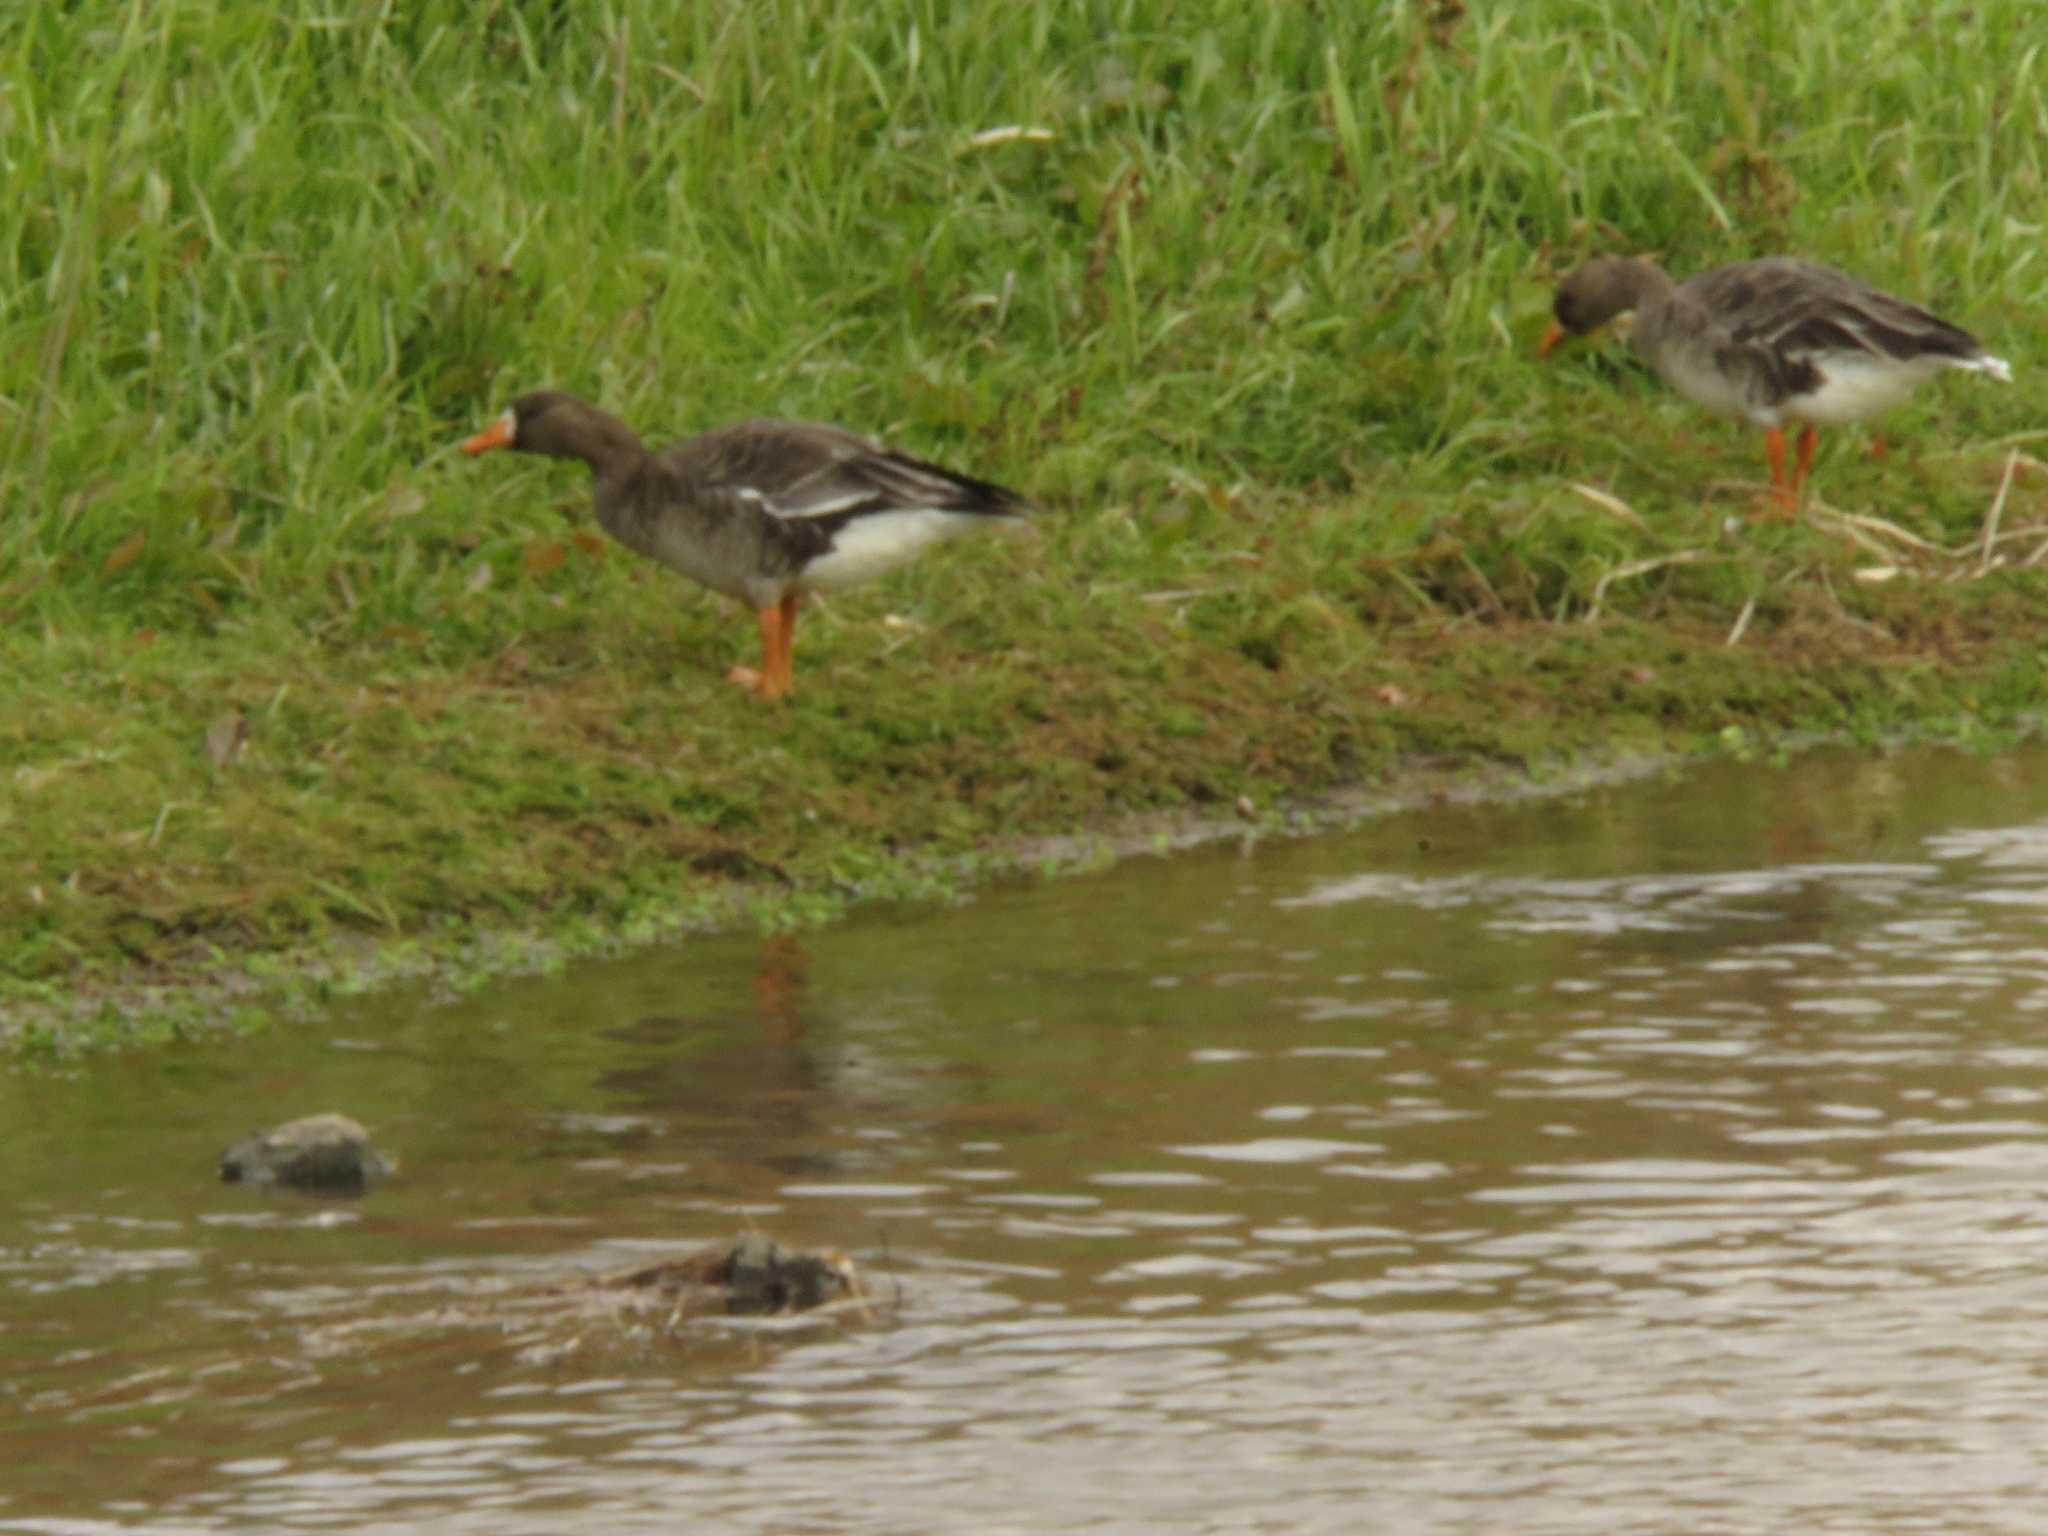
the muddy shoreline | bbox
[0,728,1949,1054]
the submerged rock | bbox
[598,1234,862,1317]
[220,1113,394,1194]
[288,1234,872,1370]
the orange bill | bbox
[461,410,515,455]
[1537,320,1567,359]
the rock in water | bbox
[220,1113,394,1194]
[721,1234,859,1315]
[602,1234,862,1316]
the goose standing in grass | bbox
[461,392,1031,701]
[1540,256,2011,511]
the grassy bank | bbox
[6,0,2047,1048]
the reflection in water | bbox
[6,747,2048,1533]
[751,933,811,1045]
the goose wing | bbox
[662,420,1029,529]
[1696,260,1982,365]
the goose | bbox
[461,391,1031,700]
[1542,256,2011,509]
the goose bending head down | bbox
[461,391,1032,701]
[1540,256,2011,513]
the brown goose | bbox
[1541,256,2011,509]
[461,392,1031,700]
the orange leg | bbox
[725,602,783,699]
[769,591,800,700]
[1791,424,1819,499]
[1758,428,1800,520]
[725,594,800,701]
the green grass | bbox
[6,0,2048,1044]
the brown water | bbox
[7,744,2048,1534]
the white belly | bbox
[798,508,983,591]
[1655,348,1763,424]
[1651,343,1986,431]
[1783,353,1949,426]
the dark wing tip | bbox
[871,449,1034,518]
